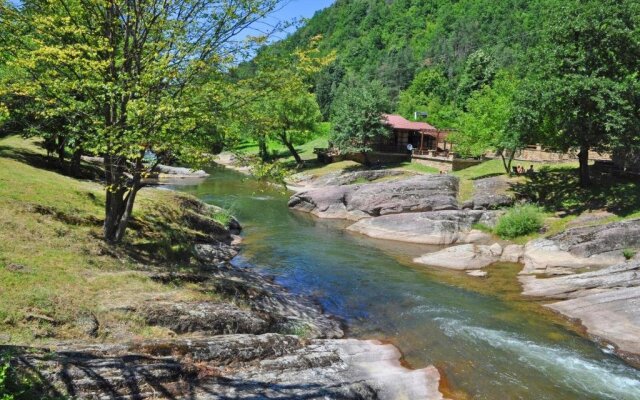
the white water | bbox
[438,318,640,400]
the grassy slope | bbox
[0,136,223,344]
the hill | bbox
[276,0,551,117]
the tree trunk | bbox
[70,145,83,177]
[258,137,269,161]
[103,179,141,243]
[500,148,516,176]
[280,133,302,166]
[578,144,591,187]
[56,135,66,169]
[102,153,143,243]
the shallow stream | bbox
[176,167,640,400]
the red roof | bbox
[382,114,437,132]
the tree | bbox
[450,72,528,174]
[1,0,283,242]
[315,62,345,120]
[229,37,331,164]
[271,93,321,166]
[456,49,496,106]
[534,0,640,186]
[329,77,390,161]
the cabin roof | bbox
[382,114,437,132]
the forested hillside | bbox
[269,0,639,185]
[279,0,545,116]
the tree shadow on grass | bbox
[0,142,103,181]
[470,172,504,181]
[510,166,640,216]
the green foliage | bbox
[495,205,544,239]
[528,0,640,186]
[280,0,544,112]
[456,50,496,105]
[0,0,283,242]
[623,249,637,261]
[211,206,235,228]
[0,360,14,400]
[329,77,390,154]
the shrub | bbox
[495,205,543,239]
[211,206,235,227]
[623,249,637,260]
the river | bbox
[175,166,640,400]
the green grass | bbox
[0,136,223,344]
[495,205,544,239]
[395,162,439,174]
[232,123,330,165]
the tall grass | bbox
[495,205,543,239]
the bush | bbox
[623,249,637,260]
[495,205,543,239]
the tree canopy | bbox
[0,0,284,242]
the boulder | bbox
[194,243,239,265]
[288,175,459,221]
[500,244,524,263]
[10,334,446,400]
[155,164,209,177]
[413,243,501,270]
[346,210,498,245]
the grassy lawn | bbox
[232,123,330,166]
[0,136,225,344]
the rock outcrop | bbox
[520,261,640,366]
[8,334,445,400]
[288,175,459,220]
[347,210,498,245]
[462,176,514,210]
[289,169,407,190]
[522,219,640,275]
[518,219,640,366]
[143,301,269,335]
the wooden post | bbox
[419,131,424,153]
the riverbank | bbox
[284,160,640,369]
[0,136,447,399]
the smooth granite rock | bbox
[520,261,640,365]
[8,334,446,400]
[500,244,525,263]
[290,169,407,189]
[347,210,498,245]
[414,243,502,270]
[521,220,640,275]
[463,176,514,210]
[288,175,459,220]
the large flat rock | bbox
[347,210,498,245]
[520,261,640,364]
[519,220,640,365]
[414,243,503,270]
[288,175,459,221]
[522,219,640,275]
[9,334,446,400]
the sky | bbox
[246,0,336,42]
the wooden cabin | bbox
[375,114,452,155]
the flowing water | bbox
[175,167,640,400]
